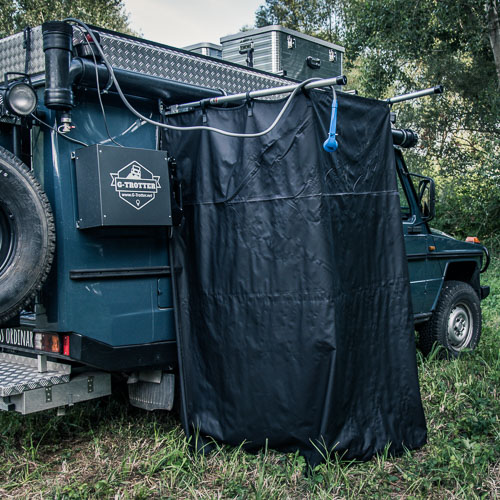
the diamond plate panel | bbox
[0,28,45,76]
[0,354,70,397]
[100,32,290,94]
[0,25,291,94]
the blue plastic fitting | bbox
[323,98,338,152]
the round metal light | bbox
[5,82,37,116]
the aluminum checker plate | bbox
[0,353,70,397]
[0,26,292,95]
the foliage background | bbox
[256,0,500,253]
[0,0,132,39]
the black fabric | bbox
[164,90,427,465]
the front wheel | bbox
[418,280,481,358]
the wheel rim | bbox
[447,301,473,350]
[0,203,15,275]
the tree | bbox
[343,0,499,245]
[255,0,500,249]
[487,0,500,87]
[255,0,344,42]
[0,0,132,39]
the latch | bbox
[169,157,184,227]
[239,40,254,68]
[306,56,321,69]
[239,40,253,53]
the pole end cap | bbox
[337,75,347,86]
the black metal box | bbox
[74,145,172,228]
[221,25,344,81]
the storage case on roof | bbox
[183,42,222,59]
[220,25,344,80]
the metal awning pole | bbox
[387,85,443,104]
[174,75,347,112]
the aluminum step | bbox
[0,352,70,397]
[0,353,111,414]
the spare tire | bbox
[0,146,55,323]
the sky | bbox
[122,0,264,48]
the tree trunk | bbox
[487,0,500,88]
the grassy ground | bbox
[0,261,498,499]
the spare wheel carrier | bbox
[0,146,55,323]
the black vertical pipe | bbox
[42,21,74,110]
[12,125,20,158]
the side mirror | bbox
[408,172,435,222]
[416,177,435,222]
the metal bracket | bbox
[0,396,15,411]
[45,386,52,403]
[37,354,47,373]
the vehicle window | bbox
[396,173,411,220]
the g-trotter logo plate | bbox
[110,161,161,210]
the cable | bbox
[31,113,89,147]
[73,25,124,147]
[64,18,315,139]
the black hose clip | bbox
[200,98,210,123]
[245,91,254,117]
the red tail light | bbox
[62,335,70,356]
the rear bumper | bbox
[0,327,178,372]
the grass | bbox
[0,260,499,499]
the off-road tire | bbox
[0,146,55,324]
[418,280,481,358]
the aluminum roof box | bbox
[220,25,345,80]
[183,42,222,59]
